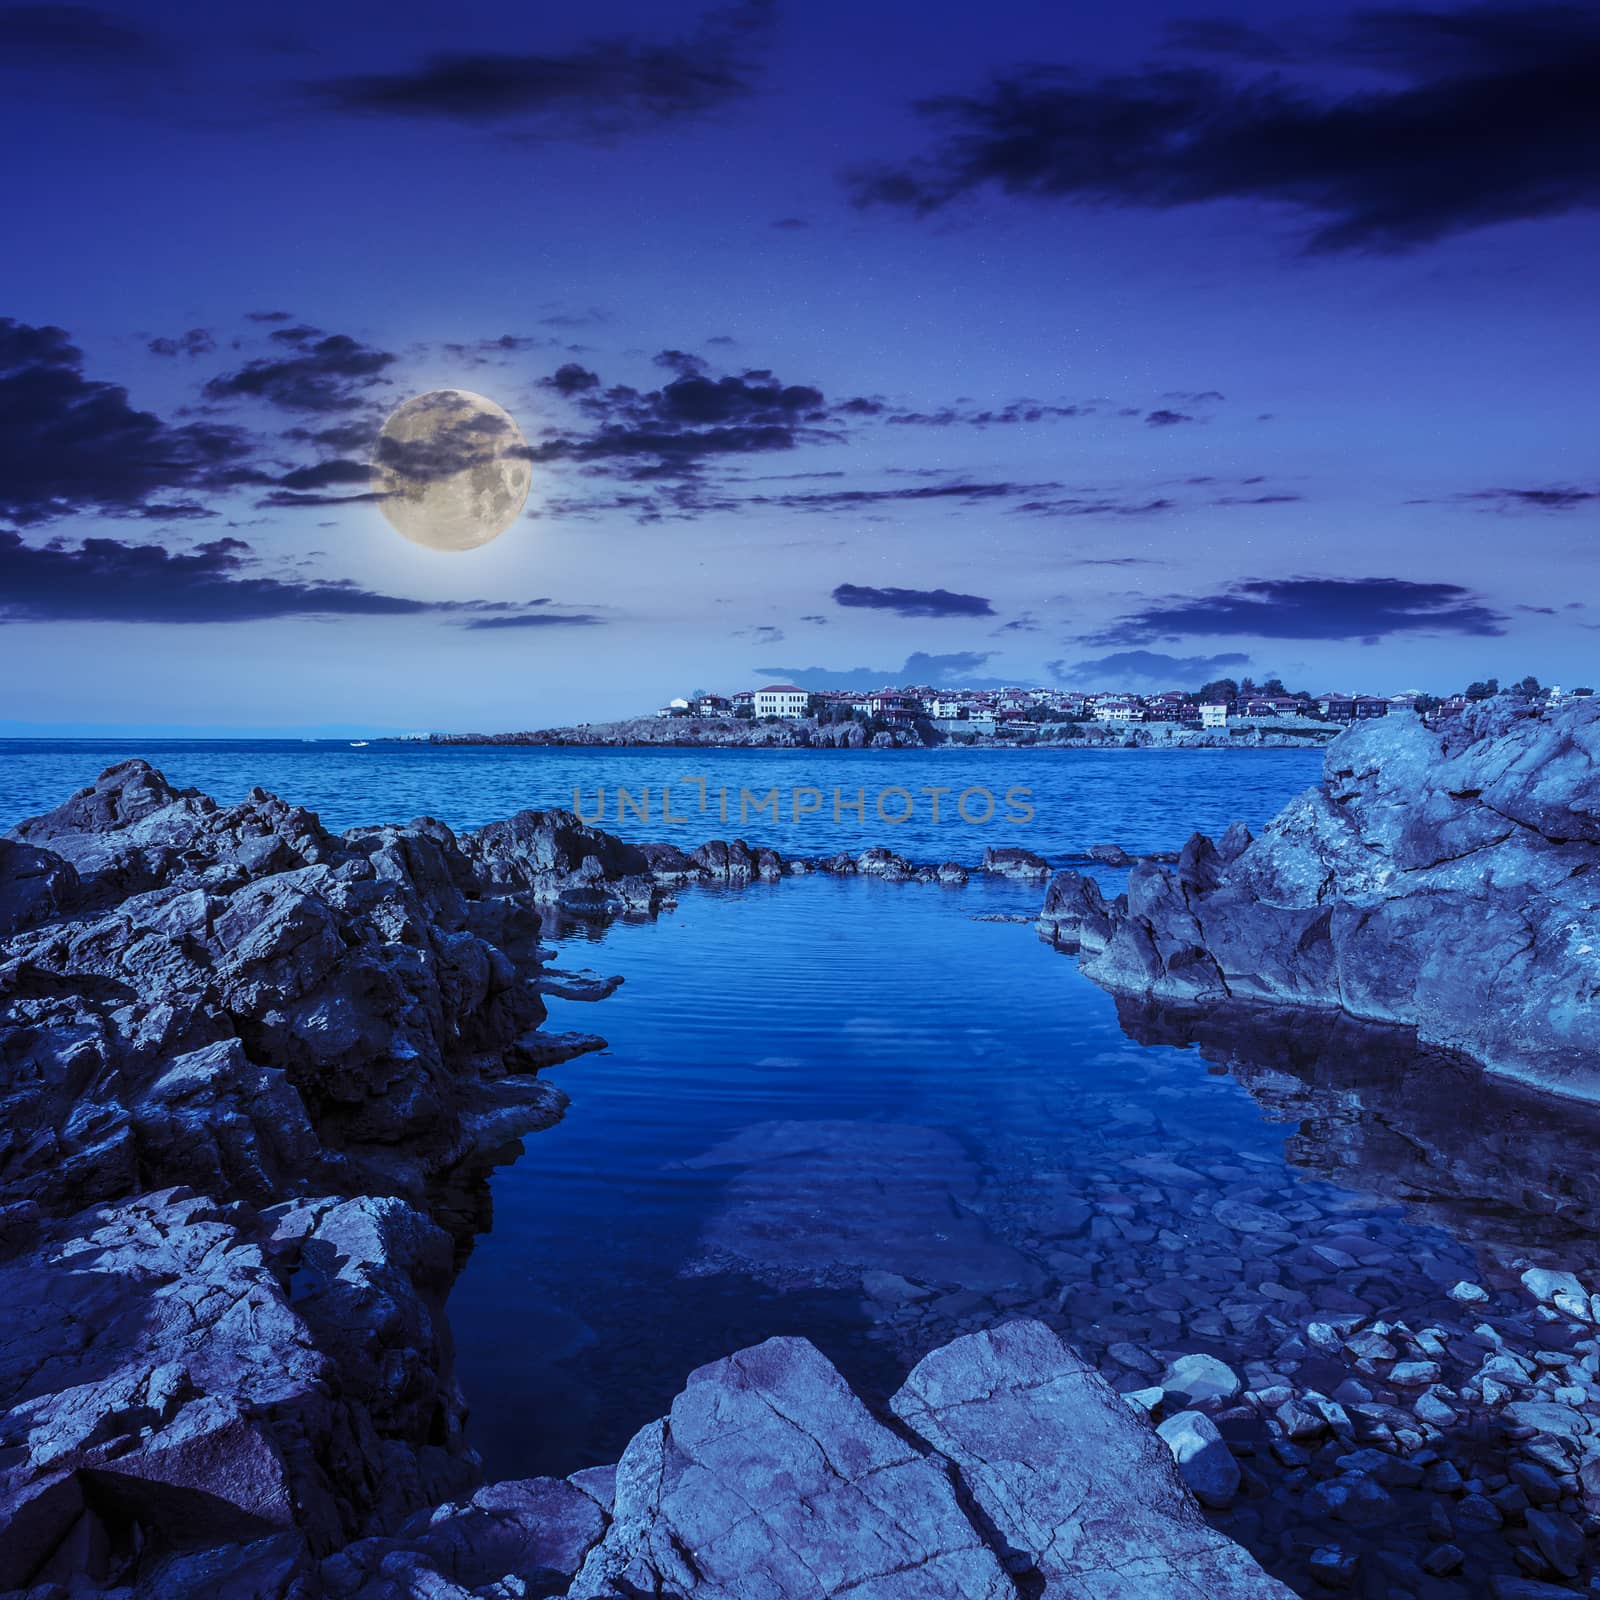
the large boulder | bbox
[1040,700,1600,1098]
[568,1336,1015,1599]
[892,1321,1292,1597]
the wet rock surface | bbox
[1038,699,1600,1098]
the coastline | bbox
[415,717,1340,753]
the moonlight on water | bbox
[372,389,533,552]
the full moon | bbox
[372,389,532,552]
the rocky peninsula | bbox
[0,761,1290,1599]
[1038,698,1600,1099]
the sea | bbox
[4,738,1596,1501]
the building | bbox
[870,690,921,716]
[731,690,755,717]
[1092,699,1141,723]
[753,685,812,719]
[695,694,732,718]
[1199,703,1229,729]
[656,696,691,718]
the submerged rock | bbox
[1039,700,1600,1098]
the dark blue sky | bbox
[3,0,1597,731]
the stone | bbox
[1526,1507,1586,1577]
[892,1322,1291,1596]
[1160,1352,1244,1407]
[1450,1280,1491,1304]
[1308,1544,1361,1588]
[569,1337,1013,1600]
[1158,1410,1242,1508]
[1523,1267,1589,1306]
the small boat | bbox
[350,740,370,748]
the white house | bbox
[929,697,965,719]
[1092,699,1140,723]
[1199,703,1229,729]
[656,696,691,718]
[753,685,811,719]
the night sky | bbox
[4,0,1597,733]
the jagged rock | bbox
[0,763,612,1590]
[568,1336,1015,1599]
[1039,701,1600,1097]
[322,1477,605,1599]
[982,845,1051,879]
[891,1321,1290,1595]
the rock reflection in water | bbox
[1117,999,1600,1276]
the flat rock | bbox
[892,1321,1292,1597]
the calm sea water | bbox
[6,739,1589,1503]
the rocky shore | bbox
[0,762,1287,1598]
[424,714,1336,750]
[1037,698,1600,1099]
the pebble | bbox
[1449,1281,1491,1305]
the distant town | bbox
[654,674,1589,734]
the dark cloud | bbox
[756,651,1010,691]
[148,328,216,359]
[1088,576,1509,645]
[993,613,1040,634]
[0,4,157,66]
[736,624,785,643]
[0,531,595,627]
[440,333,545,366]
[884,399,1091,427]
[853,4,1600,252]
[1011,493,1178,518]
[542,362,602,395]
[1048,649,1252,687]
[529,353,835,482]
[245,310,294,323]
[310,1,773,139]
[745,478,1056,515]
[204,329,395,413]
[832,583,994,619]
[1453,485,1600,512]
[0,318,250,526]
[1145,408,1194,427]
[459,609,605,631]
[772,216,809,229]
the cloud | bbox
[310,1,773,139]
[832,583,994,619]
[439,333,546,366]
[1144,408,1194,428]
[756,651,1011,691]
[0,531,599,627]
[527,353,837,484]
[0,4,158,67]
[1011,493,1177,518]
[993,612,1040,634]
[0,317,250,526]
[743,478,1058,515]
[148,328,216,359]
[1088,576,1509,645]
[1453,485,1600,512]
[736,623,785,643]
[852,4,1600,252]
[884,399,1091,427]
[1048,649,1252,687]
[204,328,395,413]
